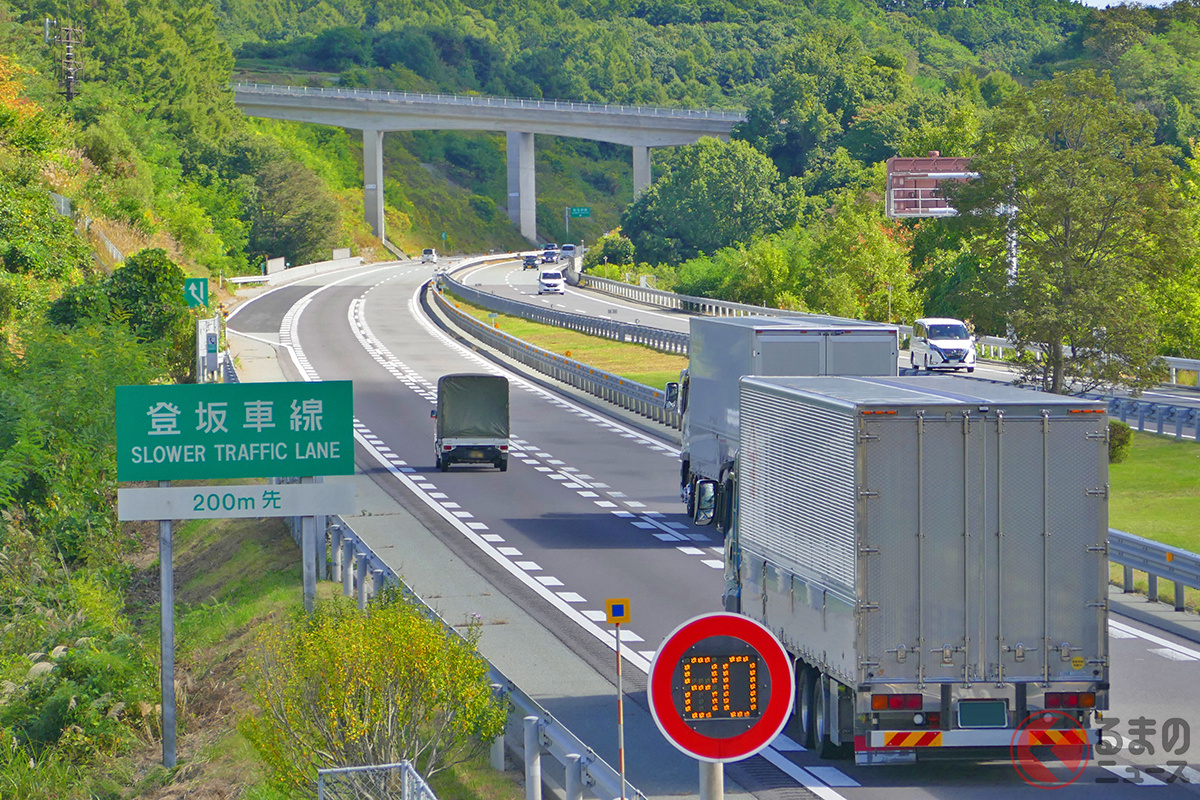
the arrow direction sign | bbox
[184,278,208,308]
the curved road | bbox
[228,257,1200,799]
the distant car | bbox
[538,269,566,295]
[542,243,559,263]
[523,254,540,269]
[910,317,976,372]
[560,243,577,261]
[421,248,438,264]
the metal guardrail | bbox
[576,273,1014,360]
[314,515,643,800]
[1104,396,1200,441]
[233,82,746,122]
[432,281,681,429]
[443,272,688,355]
[578,274,1200,381]
[1110,529,1200,613]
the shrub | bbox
[242,590,505,797]
[1109,420,1132,463]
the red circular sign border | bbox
[648,613,794,762]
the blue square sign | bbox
[606,598,631,624]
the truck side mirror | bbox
[694,480,717,526]
[665,382,679,408]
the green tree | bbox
[621,138,785,265]
[247,157,340,267]
[948,70,1191,394]
[242,591,505,797]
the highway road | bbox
[229,257,1200,799]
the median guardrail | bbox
[431,280,681,429]
[442,271,688,355]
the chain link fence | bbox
[318,761,438,800]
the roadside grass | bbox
[111,511,522,799]
[445,294,686,389]
[1108,431,1200,609]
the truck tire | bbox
[797,666,817,749]
[438,455,449,472]
[497,458,508,472]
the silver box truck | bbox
[728,376,1109,764]
[432,374,510,471]
[673,316,898,525]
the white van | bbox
[421,248,438,264]
[538,269,566,295]
[910,317,976,372]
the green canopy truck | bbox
[432,374,510,472]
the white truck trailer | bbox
[670,316,898,526]
[727,376,1110,764]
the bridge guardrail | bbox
[442,272,688,355]
[315,515,643,800]
[233,82,745,122]
[432,281,680,429]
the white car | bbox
[910,317,976,372]
[538,269,566,295]
[560,243,577,261]
[421,248,438,264]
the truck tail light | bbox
[872,693,922,711]
[927,712,941,727]
[1045,692,1095,709]
[443,445,453,451]
[499,445,508,451]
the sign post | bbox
[648,613,795,800]
[116,380,354,768]
[606,598,632,800]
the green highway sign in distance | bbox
[184,278,208,308]
[116,381,354,481]
[569,206,591,218]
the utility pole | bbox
[45,18,83,101]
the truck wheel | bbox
[797,666,817,749]
[438,455,449,472]
[967,367,975,373]
[909,351,916,371]
[497,458,508,472]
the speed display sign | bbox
[648,613,794,762]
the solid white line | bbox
[759,747,853,799]
[1110,619,1200,661]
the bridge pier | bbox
[633,145,652,197]
[507,131,537,242]
[363,129,385,239]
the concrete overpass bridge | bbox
[233,83,745,243]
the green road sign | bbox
[116,381,354,481]
[184,278,208,308]
[441,231,448,241]
[569,206,592,218]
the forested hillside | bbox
[0,0,1197,793]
